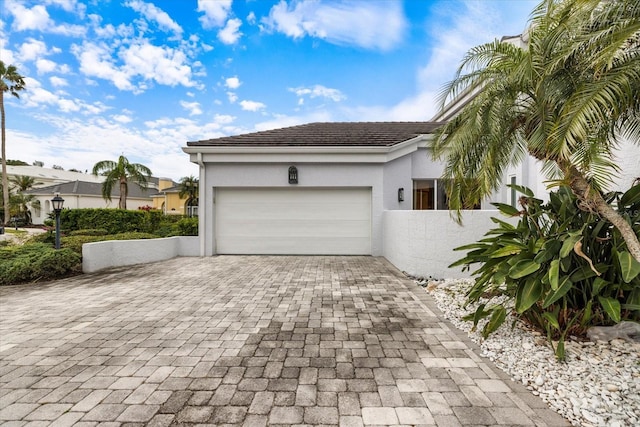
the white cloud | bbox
[239,100,266,112]
[227,92,238,103]
[72,42,134,91]
[71,40,197,91]
[290,85,346,102]
[180,100,203,116]
[112,114,133,123]
[0,48,16,65]
[18,39,48,61]
[262,0,406,51]
[247,12,256,25]
[20,76,109,115]
[125,0,183,36]
[35,58,57,74]
[214,114,235,124]
[50,76,68,87]
[218,18,242,44]
[8,2,51,32]
[120,41,196,87]
[225,76,241,89]
[197,0,232,29]
[7,1,85,36]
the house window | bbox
[413,179,480,210]
[413,180,435,210]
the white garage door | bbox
[215,187,371,255]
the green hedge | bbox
[61,232,159,254]
[57,209,196,236]
[0,243,81,286]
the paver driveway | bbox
[0,256,568,426]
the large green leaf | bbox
[482,306,507,338]
[492,202,521,217]
[489,245,525,258]
[617,251,640,283]
[509,260,541,279]
[534,239,561,264]
[591,277,608,296]
[542,311,560,330]
[560,233,582,258]
[619,183,640,207]
[515,278,543,313]
[542,277,572,308]
[598,296,621,323]
[548,259,560,290]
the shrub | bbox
[59,209,165,234]
[0,243,81,285]
[68,229,109,236]
[175,217,198,236]
[452,184,640,360]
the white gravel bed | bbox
[418,278,640,427]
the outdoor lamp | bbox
[52,194,64,249]
[288,166,298,184]
[398,188,404,202]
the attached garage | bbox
[215,187,371,255]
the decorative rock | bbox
[421,277,640,427]
[587,321,640,343]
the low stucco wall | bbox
[82,236,199,273]
[383,210,513,279]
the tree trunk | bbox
[119,179,127,209]
[564,164,640,263]
[1,91,9,226]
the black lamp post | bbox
[51,194,64,250]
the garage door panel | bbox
[216,187,371,254]
[217,219,371,238]
[219,236,371,255]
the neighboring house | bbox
[25,180,160,225]
[6,165,105,188]
[151,178,197,216]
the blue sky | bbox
[1,0,537,180]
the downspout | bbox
[197,152,206,257]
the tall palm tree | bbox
[178,175,199,217]
[1,61,26,225]
[430,0,640,261]
[92,155,152,209]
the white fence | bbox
[82,236,199,273]
[383,210,512,279]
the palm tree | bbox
[10,175,43,192]
[1,61,26,225]
[92,155,152,209]
[430,0,640,261]
[178,175,199,217]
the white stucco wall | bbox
[382,209,515,279]
[82,236,199,273]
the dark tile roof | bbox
[188,122,444,147]
[25,180,159,198]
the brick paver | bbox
[0,256,569,426]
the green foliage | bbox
[68,229,109,236]
[175,217,198,236]
[0,243,81,285]
[453,185,640,360]
[59,209,165,234]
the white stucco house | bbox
[182,122,527,277]
[182,120,637,279]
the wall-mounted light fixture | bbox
[398,188,404,202]
[288,166,298,184]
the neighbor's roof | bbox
[188,122,443,147]
[25,180,159,198]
